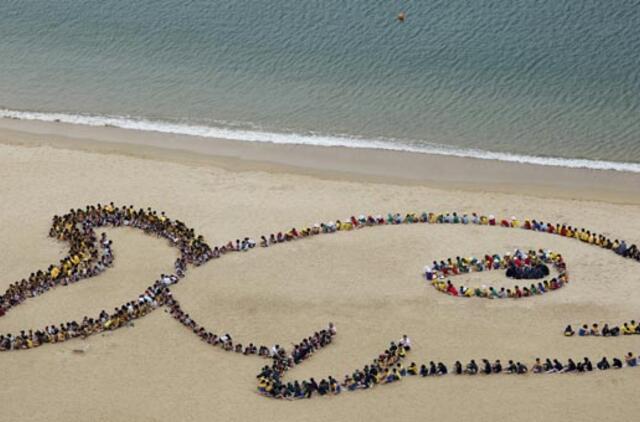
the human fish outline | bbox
[1,205,639,399]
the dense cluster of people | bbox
[427,249,567,299]
[565,320,640,337]
[0,203,214,317]
[256,324,338,398]
[1,205,639,400]
[0,276,174,350]
[258,333,425,399]
[0,203,225,350]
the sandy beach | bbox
[1,118,640,422]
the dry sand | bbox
[1,119,640,422]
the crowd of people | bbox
[0,277,173,350]
[256,332,640,399]
[0,203,214,318]
[0,203,225,350]
[565,320,640,337]
[426,249,568,299]
[1,205,640,400]
[258,333,422,399]
[256,324,338,398]
[254,212,640,297]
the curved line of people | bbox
[0,203,215,319]
[1,203,638,393]
[3,207,638,324]
[257,334,412,399]
[0,276,174,351]
[0,203,238,350]
[427,249,567,299]
[259,210,638,262]
[165,291,336,359]
[565,320,640,337]
[0,209,336,359]
[256,334,640,400]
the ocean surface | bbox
[1,0,639,171]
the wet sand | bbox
[2,117,640,204]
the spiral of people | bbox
[1,204,639,400]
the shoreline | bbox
[3,108,639,174]
[2,117,640,205]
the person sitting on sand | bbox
[543,359,555,373]
[597,357,610,370]
[578,324,589,336]
[516,362,528,374]
[326,377,339,395]
[532,358,543,374]
[425,361,436,376]
[419,364,429,377]
[317,379,329,396]
[466,360,478,375]
[625,352,637,367]
[482,359,492,375]
[384,368,401,384]
[561,359,577,373]
[446,281,458,296]
[424,267,435,281]
[397,362,407,377]
[552,359,564,373]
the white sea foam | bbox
[2,108,640,173]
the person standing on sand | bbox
[399,334,411,351]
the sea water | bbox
[1,0,639,170]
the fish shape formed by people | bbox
[1,205,639,399]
